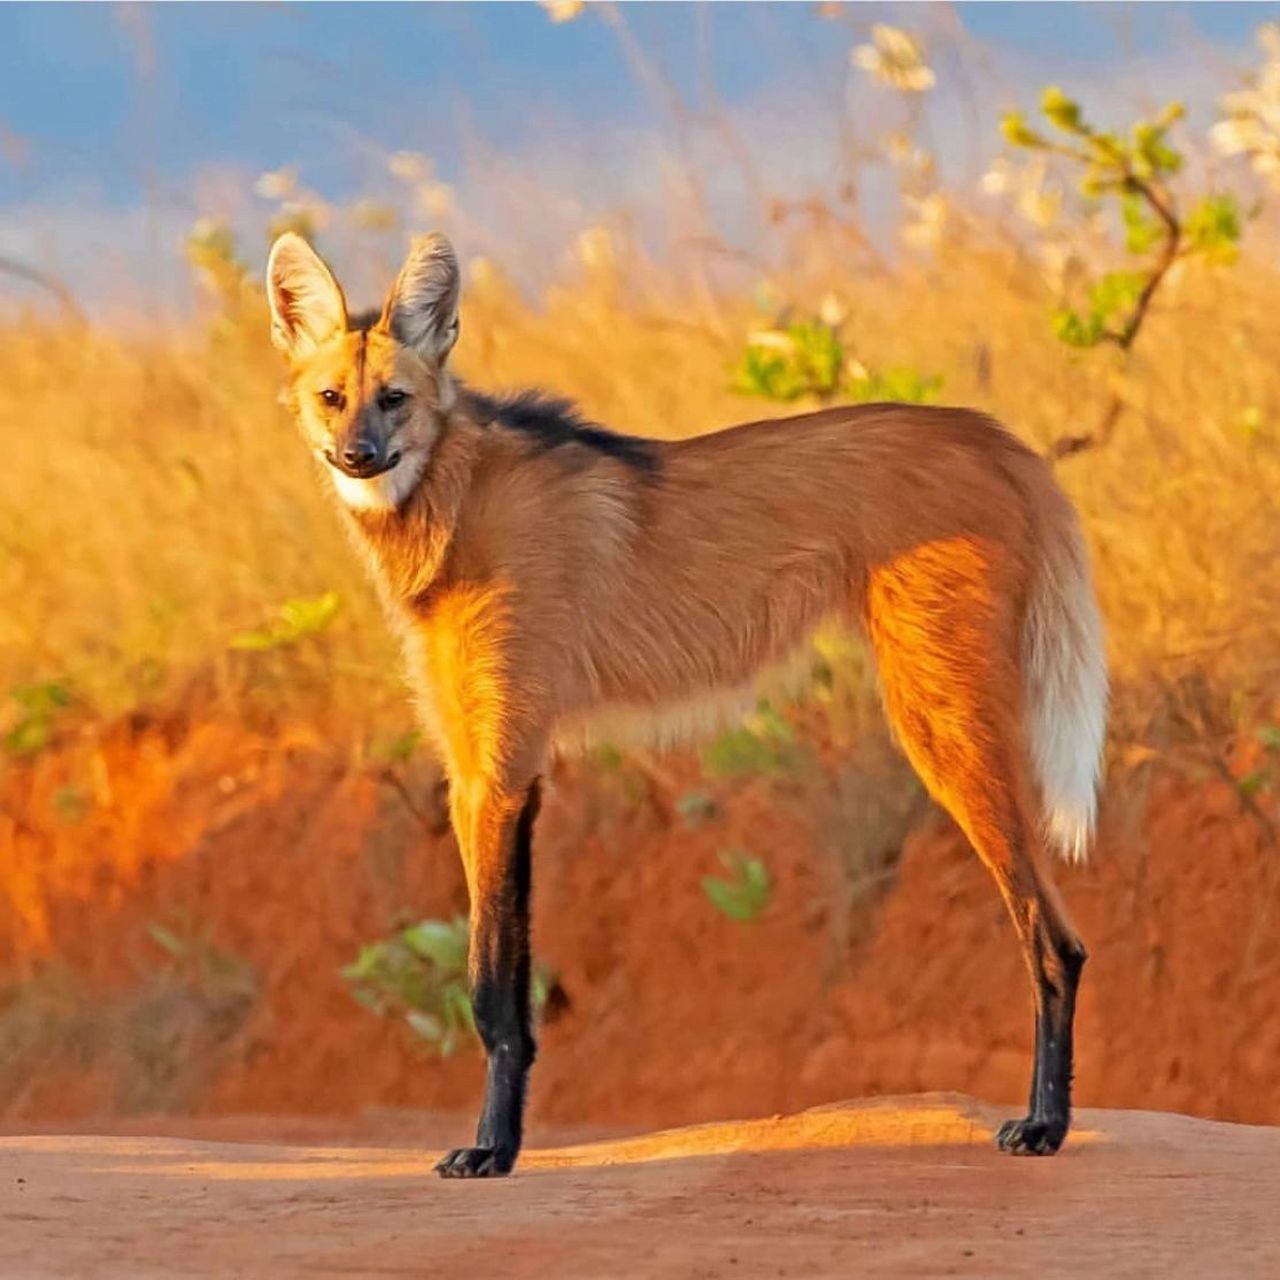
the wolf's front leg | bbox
[435,777,542,1178]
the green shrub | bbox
[701,850,772,922]
[342,917,558,1057]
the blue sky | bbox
[0,2,1275,315]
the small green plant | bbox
[342,917,557,1057]
[51,785,90,823]
[733,320,843,402]
[587,742,626,772]
[701,701,806,779]
[676,790,721,827]
[1001,86,1244,456]
[343,917,474,1055]
[0,924,259,1117]
[1239,724,1280,797]
[3,680,72,756]
[267,206,321,248]
[230,591,341,652]
[369,726,423,765]
[184,218,250,307]
[701,850,772,922]
[582,742,653,814]
[846,362,943,405]
[123,919,260,1111]
[732,318,941,407]
[145,919,257,997]
[1238,770,1269,798]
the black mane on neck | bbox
[459,387,660,474]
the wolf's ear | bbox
[266,233,348,359]
[383,234,460,363]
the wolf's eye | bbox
[319,388,343,409]
[379,388,409,411]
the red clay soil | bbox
[2,707,1280,1135]
[4,1095,1280,1278]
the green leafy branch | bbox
[342,917,560,1057]
[732,318,941,408]
[1002,87,1244,458]
[3,681,72,756]
[343,917,475,1056]
[701,700,807,780]
[229,591,341,652]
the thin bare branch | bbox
[0,255,85,323]
[1049,167,1181,461]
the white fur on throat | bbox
[328,451,425,511]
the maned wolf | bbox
[266,232,1107,1178]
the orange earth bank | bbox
[1,709,1278,1134]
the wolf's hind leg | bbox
[866,538,1086,1155]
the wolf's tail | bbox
[1023,496,1108,863]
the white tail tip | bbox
[1025,517,1108,864]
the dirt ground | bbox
[3,1094,1279,1279]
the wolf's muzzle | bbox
[327,441,402,479]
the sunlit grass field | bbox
[4,223,1280,755]
[5,20,1280,775]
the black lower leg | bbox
[473,783,540,1159]
[997,923,1086,1156]
[436,781,541,1180]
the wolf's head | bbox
[267,233,461,511]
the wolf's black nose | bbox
[342,438,379,471]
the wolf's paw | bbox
[995,1116,1067,1156]
[434,1146,515,1179]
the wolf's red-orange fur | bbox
[266,232,1107,1177]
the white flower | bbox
[414,181,455,221]
[882,131,935,178]
[1211,22,1280,186]
[388,151,432,184]
[188,216,223,244]
[818,292,848,328]
[852,25,935,93]
[980,156,1060,229]
[577,226,615,270]
[350,199,397,232]
[468,256,498,288]
[253,168,297,201]
[901,193,947,249]
[540,0,585,22]
[1035,240,1076,293]
[746,329,795,353]
[1210,117,1251,157]
[281,198,330,232]
[1017,164,1061,230]
[980,160,1012,196]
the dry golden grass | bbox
[3,219,1280,754]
